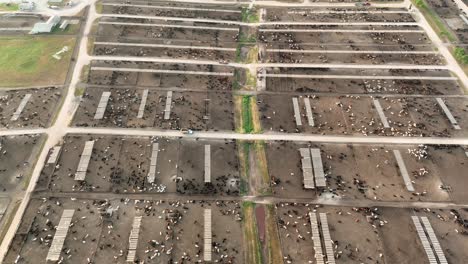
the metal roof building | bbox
[30,15,60,34]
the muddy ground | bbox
[259,28,431,50]
[0,134,44,192]
[4,198,244,264]
[0,14,41,35]
[38,135,240,195]
[266,7,415,22]
[267,141,468,202]
[8,198,468,264]
[93,43,236,61]
[87,69,235,89]
[72,87,234,130]
[0,88,62,128]
[276,204,468,264]
[258,94,468,137]
[263,50,443,65]
[426,0,468,43]
[87,61,234,88]
[96,17,239,43]
[264,75,462,95]
[101,3,242,21]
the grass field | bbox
[0,3,18,11]
[413,0,456,42]
[0,36,76,87]
[242,95,254,133]
[242,202,263,264]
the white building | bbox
[19,1,35,11]
[30,15,60,34]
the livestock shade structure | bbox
[46,209,75,261]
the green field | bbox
[413,0,456,42]
[0,36,76,87]
[0,3,18,11]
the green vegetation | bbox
[239,178,248,195]
[454,47,468,65]
[47,0,66,7]
[253,141,270,194]
[51,23,80,35]
[238,32,256,43]
[232,69,241,89]
[0,36,76,87]
[0,3,19,11]
[237,140,251,195]
[412,0,455,42]
[95,1,103,14]
[235,45,243,62]
[246,70,257,88]
[79,64,90,84]
[242,201,263,264]
[236,45,258,64]
[265,204,284,263]
[242,96,254,133]
[243,201,255,208]
[246,46,259,64]
[241,7,259,23]
[74,86,86,97]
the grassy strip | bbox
[246,46,259,64]
[245,71,256,88]
[265,204,283,263]
[413,0,456,42]
[242,96,254,133]
[0,3,18,11]
[79,64,90,85]
[234,95,244,132]
[242,202,263,264]
[249,96,262,133]
[232,69,241,90]
[0,200,21,244]
[453,47,468,65]
[254,141,271,194]
[95,1,103,14]
[87,19,100,55]
[237,140,251,195]
[235,44,243,63]
[51,23,81,35]
[238,33,256,44]
[241,7,259,23]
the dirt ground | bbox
[266,141,467,202]
[264,51,443,65]
[4,198,244,263]
[94,43,236,61]
[263,68,462,95]
[101,3,242,21]
[6,198,468,263]
[39,135,240,195]
[257,94,468,137]
[87,61,234,89]
[0,88,63,128]
[96,17,239,43]
[0,15,41,35]
[259,29,432,50]
[276,204,468,264]
[0,134,44,192]
[425,0,468,43]
[72,87,234,130]
[265,7,415,22]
